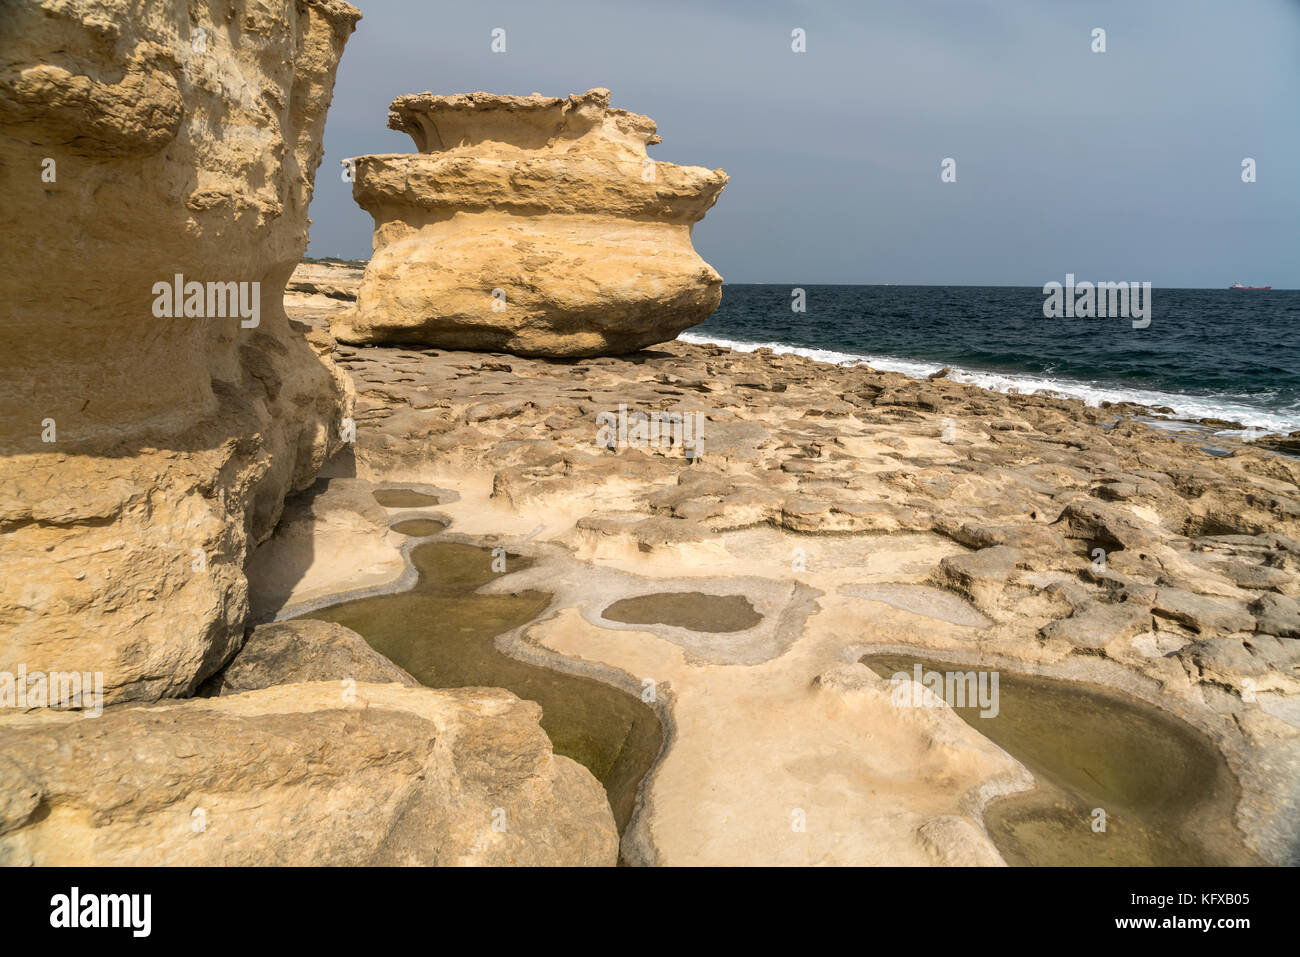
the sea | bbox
[686,286,1300,436]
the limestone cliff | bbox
[336,88,728,356]
[0,0,362,701]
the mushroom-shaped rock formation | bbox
[337,88,728,357]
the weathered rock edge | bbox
[308,323,1300,864]
[336,88,727,356]
[0,679,618,866]
[0,0,361,701]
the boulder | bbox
[335,88,727,356]
[200,619,418,696]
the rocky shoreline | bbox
[2,0,1295,867]
[1,0,622,866]
[254,270,1300,864]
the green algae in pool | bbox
[862,654,1260,866]
[604,592,762,633]
[302,539,662,835]
[390,518,446,536]
[373,488,441,508]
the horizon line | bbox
[301,259,1293,290]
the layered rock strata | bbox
[0,677,618,866]
[0,0,361,701]
[335,88,727,356]
[199,618,419,695]
[0,3,621,866]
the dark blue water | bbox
[688,286,1300,433]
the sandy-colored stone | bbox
[1040,601,1153,650]
[244,476,412,621]
[0,682,618,866]
[0,0,360,701]
[274,286,1300,864]
[200,619,419,695]
[288,260,364,300]
[1251,593,1300,639]
[335,88,727,356]
[916,815,1007,867]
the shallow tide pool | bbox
[862,654,1259,866]
[603,591,763,633]
[300,534,663,837]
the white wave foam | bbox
[677,332,1300,435]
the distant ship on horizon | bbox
[1230,282,1272,290]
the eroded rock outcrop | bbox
[335,88,727,356]
[198,619,419,695]
[0,682,618,866]
[274,282,1300,862]
[0,3,627,867]
[0,0,361,701]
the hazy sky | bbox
[307,0,1300,287]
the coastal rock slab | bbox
[0,683,618,866]
[336,88,727,356]
[286,281,1300,865]
[1039,601,1152,649]
[200,619,419,696]
[244,476,410,621]
[1153,588,1255,635]
[1251,593,1300,639]
[288,261,364,300]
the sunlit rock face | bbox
[336,88,728,357]
[0,0,361,702]
[0,680,619,867]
